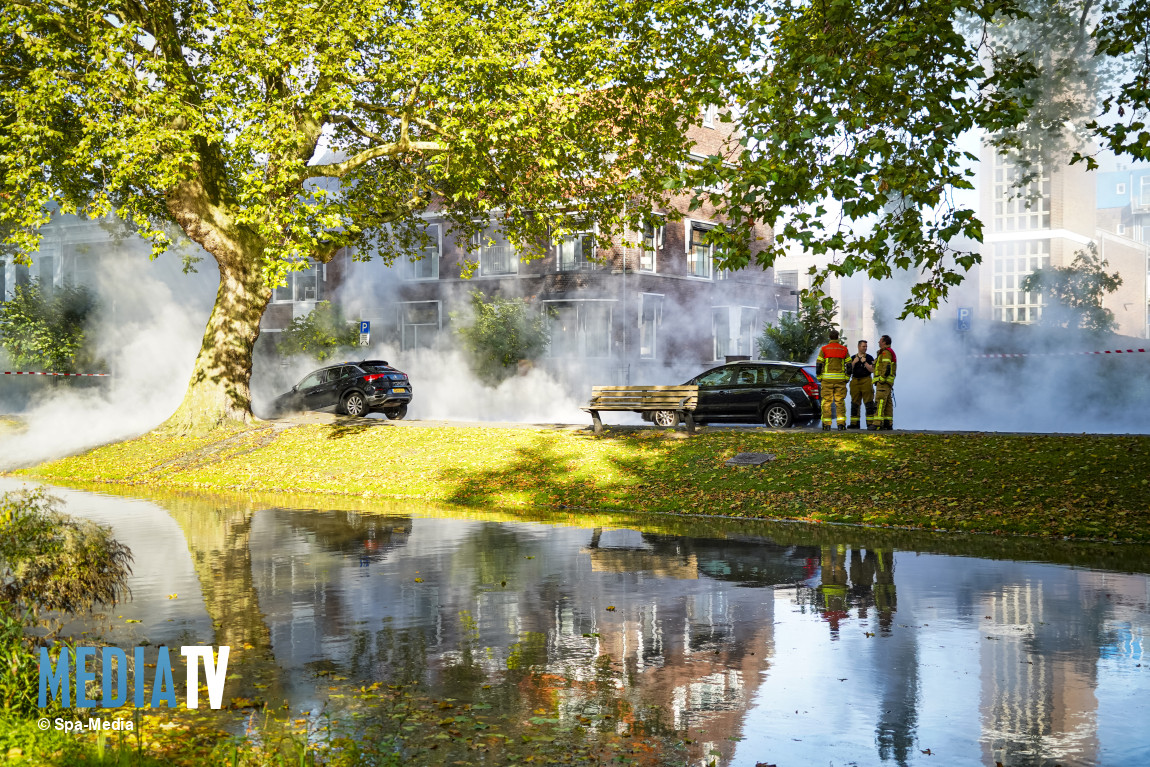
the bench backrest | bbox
[589,385,698,410]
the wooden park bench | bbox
[582,385,699,434]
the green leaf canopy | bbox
[0,0,746,430]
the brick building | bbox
[261,111,788,386]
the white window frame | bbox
[543,299,615,359]
[273,262,324,303]
[684,220,714,280]
[1116,182,1126,195]
[1142,176,1150,207]
[711,306,730,361]
[398,300,442,350]
[38,255,56,290]
[402,223,441,281]
[1117,222,1126,235]
[700,104,719,128]
[472,224,519,277]
[711,305,759,361]
[555,227,598,272]
[639,219,664,273]
[638,293,663,360]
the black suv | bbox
[271,360,412,419]
[644,361,819,428]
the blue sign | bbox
[956,307,972,332]
[359,321,370,334]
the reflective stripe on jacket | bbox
[816,341,851,382]
[874,347,898,384]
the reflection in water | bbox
[5,477,1148,767]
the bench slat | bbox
[583,385,699,433]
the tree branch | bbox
[328,114,389,144]
[305,141,448,178]
[351,101,449,138]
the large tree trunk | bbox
[165,255,271,435]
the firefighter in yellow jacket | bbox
[871,334,897,430]
[815,329,850,430]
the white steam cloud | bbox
[843,272,1150,435]
[0,250,216,471]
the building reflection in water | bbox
[248,514,823,766]
[51,482,1148,767]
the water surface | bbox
[3,477,1147,767]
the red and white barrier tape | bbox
[3,371,111,376]
[971,348,1147,359]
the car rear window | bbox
[771,367,799,384]
[360,363,392,373]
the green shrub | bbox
[0,280,102,373]
[452,290,552,385]
[0,605,40,715]
[0,490,131,719]
[0,489,133,615]
[758,294,840,362]
[276,301,360,361]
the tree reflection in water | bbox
[51,483,1150,767]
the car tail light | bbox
[363,373,386,384]
[800,370,819,398]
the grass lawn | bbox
[12,421,1150,542]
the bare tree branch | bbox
[305,140,448,178]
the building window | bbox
[399,301,440,350]
[700,104,719,128]
[63,245,96,287]
[991,154,1051,233]
[0,259,6,300]
[992,240,1049,324]
[687,223,713,279]
[557,231,597,272]
[1142,176,1150,207]
[711,306,758,360]
[38,256,56,290]
[640,221,662,273]
[15,262,31,290]
[1116,183,1126,195]
[775,270,799,289]
[474,225,519,276]
[1117,223,1126,235]
[402,224,440,281]
[546,301,613,358]
[639,293,663,359]
[273,262,322,303]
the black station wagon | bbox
[643,361,820,428]
[271,360,412,419]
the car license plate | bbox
[392,387,407,393]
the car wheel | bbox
[763,403,794,429]
[651,410,680,428]
[382,404,408,420]
[341,392,367,417]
